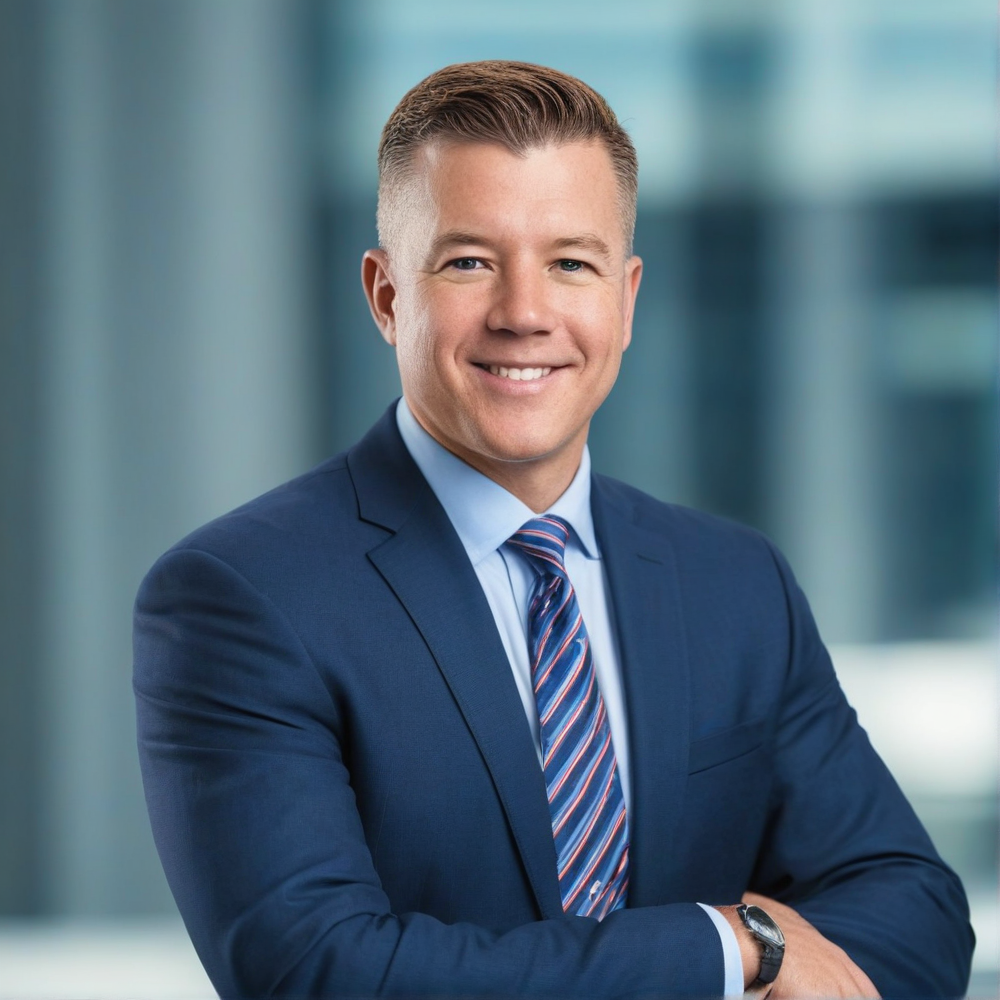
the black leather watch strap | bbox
[737,903,785,987]
[757,945,782,985]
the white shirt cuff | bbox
[697,902,745,996]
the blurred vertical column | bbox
[685,4,773,531]
[315,2,401,455]
[0,0,316,915]
[0,0,48,916]
[763,0,880,641]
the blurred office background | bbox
[0,0,996,996]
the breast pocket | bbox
[688,718,767,774]
[675,718,772,898]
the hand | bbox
[739,892,880,999]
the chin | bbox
[474,433,569,466]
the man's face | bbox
[363,140,642,484]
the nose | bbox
[485,261,556,336]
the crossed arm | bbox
[134,544,974,998]
[716,894,879,998]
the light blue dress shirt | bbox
[395,398,743,995]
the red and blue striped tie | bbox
[508,515,629,919]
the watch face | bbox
[745,905,786,948]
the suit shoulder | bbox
[149,453,366,581]
[593,474,808,666]
[593,473,776,559]
[591,473,799,611]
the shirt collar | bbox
[395,397,600,566]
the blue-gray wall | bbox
[0,0,995,920]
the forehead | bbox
[394,140,626,250]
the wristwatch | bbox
[737,903,785,987]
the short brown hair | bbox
[377,61,638,255]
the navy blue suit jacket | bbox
[134,406,973,998]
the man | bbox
[134,61,973,999]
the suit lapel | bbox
[347,410,564,919]
[592,476,692,907]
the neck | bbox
[460,449,583,514]
[408,407,587,513]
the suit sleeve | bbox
[134,546,724,999]
[749,540,975,1000]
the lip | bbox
[471,362,563,392]
[473,362,563,371]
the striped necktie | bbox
[508,515,629,919]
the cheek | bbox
[407,288,482,360]
[580,318,628,373]
[393,300,459,393]
[560,285,625,349]
[428,284,484,332]
[396,331,435,391]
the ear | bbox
[620,255,643,351]
[361,248,398,346]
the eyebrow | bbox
[425,230,616,266]
[426,231,491,264]
[552,233,614,263]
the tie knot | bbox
[507,515,570,575]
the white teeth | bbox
[486,366,552,381]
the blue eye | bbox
[451,257,480,270]
[558,259,584,272]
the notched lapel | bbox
[349,412,564,919]
[592,479,692,908]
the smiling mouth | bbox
[475,364,553,382]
